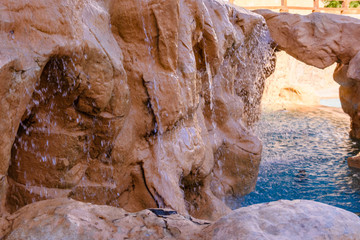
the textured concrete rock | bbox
[2,0,131,215]
[202,200,360,240]
[257,10,360,139]
[2,199,360,239]
[255,10,360,69]
[0,0,275,220]
[2,198,208,240]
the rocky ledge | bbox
[1,198,360,240]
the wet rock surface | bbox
[0,0,275,220]
[2,198,360,239]
[256,10,360,140]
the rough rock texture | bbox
[256,10,360,139]
[202,199,360,240]
[2,198,209,240]
[2,198,360,239]
[255,10,360,69]
[348,153,360,169]
[0,0,275,220]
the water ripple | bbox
[232,107,360,214]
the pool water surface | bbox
[233,107,360,215]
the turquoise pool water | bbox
[233,107,360,215]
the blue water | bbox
[233,107,360,215]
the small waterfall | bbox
[6,53,120,211]
[137,0,169,208]
[235,20,276,128]
[209,11,276,205]
[8,57,80,211]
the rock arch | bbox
[256,9,360,139]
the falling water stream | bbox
[231,104,360,215]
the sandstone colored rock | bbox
[255,10,360,69]
[0,0,275,220]
[202,200,360,240]
[2,199,360,240]
[2,198,208,240]
[348,154,360,170]
[256,9,360,139]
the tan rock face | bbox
[0,0,275,220]
[256,10,360,140]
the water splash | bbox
[234,20,276,127]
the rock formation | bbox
[347,153,360,169]
[2,198,208,240]
[2,0,360,238]
[202,199,360,240]
[2,198,360,239]
[0,0,275,221]
[255,9,360,140]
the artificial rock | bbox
[202,199,360,240]
[0,0,275,220]
[2,198,360,240]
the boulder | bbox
[2,199,360,239]
[202,200,360,240]
[2,198,208,240]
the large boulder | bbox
[2,198,208,240]
[202,200,360,240]
[2,199,360,239]
[0,0,275,220]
